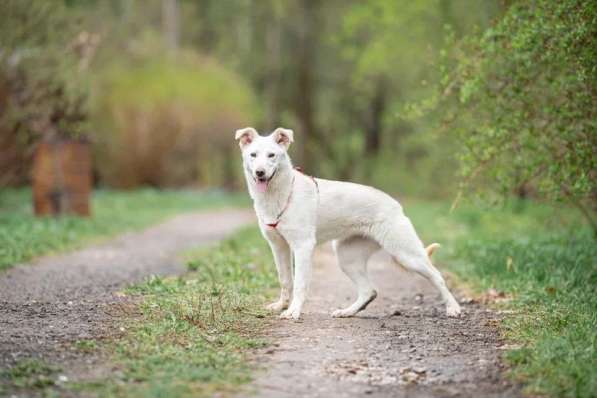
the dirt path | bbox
[248,245,520,398]
[0,209,254,370]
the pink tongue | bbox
[256,180,268,193]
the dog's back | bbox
[315,177,403,243]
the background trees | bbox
[1,0,594,221]
[0,0,88,186]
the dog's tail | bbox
[425,243,441,258]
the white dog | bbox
[236,127,462,320]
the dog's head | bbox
[235,127,293,193]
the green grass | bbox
[404,199,596,398]
[455,233,596,397]
[0,188,248,270]
[1,359,61,392]
[73,227,276,397]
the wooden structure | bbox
[32,140,91,216]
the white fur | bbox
[236,127,462,320]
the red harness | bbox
[265,167,319,229]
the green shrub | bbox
[439,0,596,219]
[91,49,258,188]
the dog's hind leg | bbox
[332,236,380,318]
[376,216,462,317]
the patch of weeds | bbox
[1,359,60,389]
[74,339,98,353]
[83,227,276,397]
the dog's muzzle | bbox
[254,169,276,193]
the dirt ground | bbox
[0,209,254,371]
[245,245,521,398]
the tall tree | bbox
[162,0,180,51]
[293,0,320,166]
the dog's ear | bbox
[235,127,257,148]
[272,127,294,150]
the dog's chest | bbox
[254,197,286,225]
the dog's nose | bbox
[256,170,265,178]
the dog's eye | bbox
[250,152,257,158]
[267,153,275,158]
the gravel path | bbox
[0,209,254,368]
[248,245,521,398]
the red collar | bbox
[265,167,318,229]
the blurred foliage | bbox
[161,0,501,197]
[1,0,594,214]
[91,44,257,188]
[330,0,500,196]
[61,0,501,195]
[0,0,502,195]
[0,0,90,185]
[433,0,596,219]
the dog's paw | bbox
[446,303,462,317]
[265,300,288,313]
[331,308,356,318]
[280,306,301,320]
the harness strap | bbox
[265,175,295,228]
[266,167,318,228]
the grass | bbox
[0,358,61,393]
[403,198,596,398]
[72,227,276,397]
[454,233,596,397]
[0,188,248,270]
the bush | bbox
[439,0,596,223]
[91,50,258,188]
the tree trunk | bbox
[264,6,281,128]
[162,0,180,52]
[32,139,91,217]
[365,78,387,157]
[294,0,319,169]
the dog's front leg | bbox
[280,239,315,320]
[263,228,293,312]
